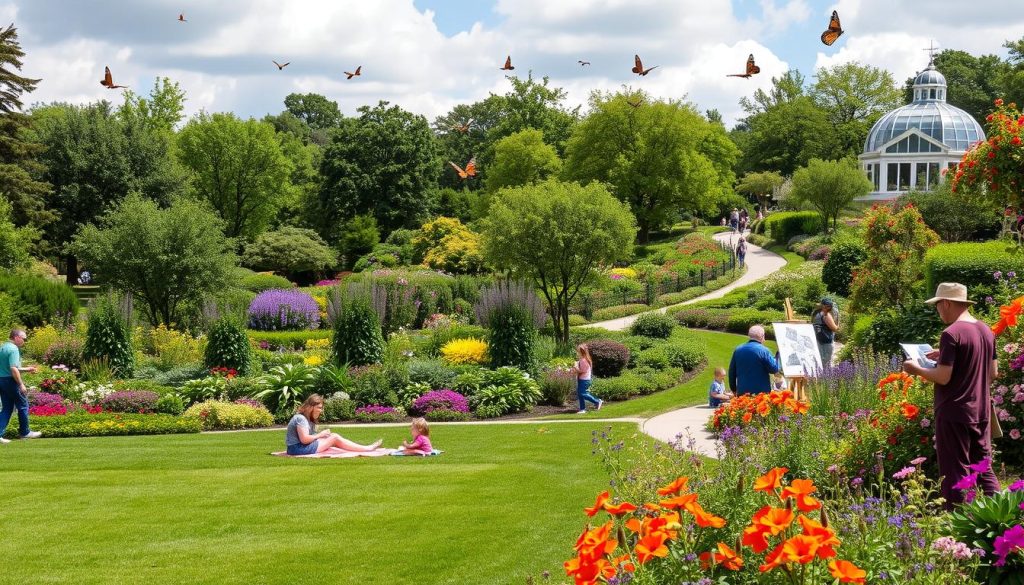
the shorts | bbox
[287,440,320,456]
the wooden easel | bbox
[782,298,808,401]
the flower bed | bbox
[247,289,321,331]
[4,412,200,439]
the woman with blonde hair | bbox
[285,394,382,455]
[570,344,602,414]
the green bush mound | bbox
[0,272,78,328]
[247,329,331,351]
[822,241,866,298]
[238,272,294,293]
[207,317,254,375]
[591,304,649,321]
[586,339,631,377]
[591,366,683,401]
[321,395,357,422]
[183,400,274,431]
[764,211,822,244]
[671,307,783,339]
[924,241,1024,305]
[4,412,200,439]
[629,312,676,338]
[662,337,707,371]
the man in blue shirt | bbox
[728,325,781,395]
[0,328,41,443]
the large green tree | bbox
[317,101,440,237]
[176,112,294,240]
[283,92,342,130]
[72,194,236,326]
[485,128,561,193]
[481,180,635,343]
[736,171,784,211]
[811,62,903,158]
[117,77,186,134]
[1000,36,1024,107]
[790,158,872,231]
[563,91,735,242]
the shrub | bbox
[82,294,134,378]
[321,394,356,422]
[662,338,707,371]
[42,338,83,370]
[315,364,352,397]
[97,391,159,413]
[857,304,944,356]
[539,367,576,406]
[180,375,229,405]
[899,187,1001,242]
[591,304,649,321]
[330,293,384,367]
[925,241,1024,306]
[764,211,822,243]
[671,307,729,330]
[349,365,398,407]
[629,312,675,338]
[635,347,669,370]
[149,363,210,387]
[585,339,630,377]
[248,289,320,331]
[591,374,641,401]
[440,338,488,365]
[428,324,488,357]
[354,405,405,423]
[25,324,62,360]
[452,369,487,397]
[473,403,505,419]
[242,227,337,281]
[407,359,458,390]
[145,324,204,371]
[475,281,544,371]
[254,363,318,414]
[238,272,294,293]
[247,329,331,351]
[205,316,253,376]
[410,389,469,415]
[850,203,938,312]
[183,400,274,430]
[822,241,866,297]
[3,412,200,439]
[155,393,185,415]
[0,271,78,328]
[425,408,469,422]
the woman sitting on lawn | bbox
[286,394,383,456]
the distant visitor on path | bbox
[735,237,747,268]
[812,298,839,366]
[728,325,780,396]
[571,344,602,414]
[902,283,1000,508]
[398,417,433,455]
[708,367,733,407]
[0,329,41,443]
[285,394,382,455]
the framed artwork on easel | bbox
[772,322,823,378]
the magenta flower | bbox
[969,457,992,474]
[892,466,916,480]
[1012,429,1022,440]
[1009,479,1024,492]
[993,525,1024,567]
[953,472,980,492]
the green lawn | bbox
[0,422,632,584]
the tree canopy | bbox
[485,128,562,192]
[790,158,872,231]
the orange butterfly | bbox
[177,12,186,22]
[452,119,474,133]
[273,60,290,70]
[500,55,514,71]
[100,66,128,89]
[820,10,843,46]
[632,54,657,76]
[449,157,477,179]
[727,54,760,78]
[345,66,361,80]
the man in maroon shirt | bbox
[903,283,1000,507]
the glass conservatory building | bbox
[858,60,985,200]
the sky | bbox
[8,0,1024,128]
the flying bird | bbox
[727,54,761,78]
[177,12,186,22]
[500,55,514,70]
[273,60,290,70]
[453,119,474,133]
[448,157,477,180]
[345,66,361,80]
[99,66,128,89]
[578,60,591,66]
[626,98,643,108]
[631,55,657,76]
[820,10,844,46]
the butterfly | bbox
[500,55,515,71]
[99,66,128,89]
[627,98,643,108]
[578,60,591,66]
[345,66,361,80]
[631,54,657,76]
[726,54,760,78]
[273,60,290,70]
[820,10,843,46]
[448,157,477,179]
[177,13,186,22]
[452,119,474,133]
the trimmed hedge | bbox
[183,400,274,430]
[764,212,822,244]
[671,307,784,339]
[662,338,707,371]
[591,367,683,401]
[247,329,331,351]
[592,304,649,321]
[822,241,866,298]
[924,241,1024,305]
[629,312,676,338]
[3,412,201,439]
[586,339,631,377]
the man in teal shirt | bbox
[0,329,41,442]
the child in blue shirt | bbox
[709,367,733,407]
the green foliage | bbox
[948,490,1024,582]
[321,395,356,422]
[671,306,784,338]
[790,158,872,230]
[590,304,649,321]
[924,242,1024,305]
[154,393,185,415]
[283,92,342,130]
[237,272,293,293]
[83,294,134,378]
[904,48,1015,124]
[486,128,562,192]
[662,338,707,371]
[330,293,384,367]
[183,400,274,431]
[3,412,200,439]
[822,240,867,297]
[349,365,398,407]
[586,339,631,377]
[425,408,470,422]
[337,215,380,267]
[254,363,318,415]
[477,282,540,372]
[204,316,253,376]
[856,304,945,355]
[0,271,78,327]
[246,329,330,351]
[898,186,1001,242]
[635,346,669,370]
[406,359,459,390]
[411,216,485,274]
[315,364,353,397]
[468,367,541,415]
[809,62,903,158]
[629,312,676,339]
[764,211,823,243]
[242,227,337,281]
[735,171,784,211]
[851,203,939,312]
[0,196,31,270]
[538,367,575,406]
[72,194,236,326]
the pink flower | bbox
[1009,479,1024,492]
[1012,429,1022,440]
[953,472,980,492]
[1015,393,1024,403]
[893,466,917,480]
[996,384,1010,395]
[920,418,931,428]
[993,525,1024,567]
[910,456,928,465]
[994,394,1005,404]
[969,457,993,474]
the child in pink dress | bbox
[399,418,433,455]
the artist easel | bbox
[783,298,808,401]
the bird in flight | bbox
[177,12,186,22]
[631,55,657,76]
[273,60,290,70]
[100,66,128,89]
[500,56,515,71]
[449,157,477,180]
[578,60,591,66]
[345,66,361,80]
[453,119,474,133]
[727,54,760,78]
[820,10,844,46]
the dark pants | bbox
[0,376,30,437]
[935,417,1000,508]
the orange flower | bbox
[790,400,809,415]
[659,493,698,510]
[752,505,795,535]
[574,521,617,558]
[757,401,771,416]
[901,402,920,420]
[642,502,662,512]
[610,553,635,574]
[684,501,726,528]
[635,533,669,564]
[742,523,772,552]
[584,491,610,517]
[603,501,637,516]
[742,411,753,424]
[564,556,616,585]
[657,476,690,496]
[714,542,744,570]
[759,542,789,572]
[797,515,841,558]
[753,467,788,493]
[780,534,821,564]
[780,478,822,512]
[829,559,867,583]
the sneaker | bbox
[577,410,587,414]
[20,431,42,439]
[0,437,9,444]
[596,400,604,411]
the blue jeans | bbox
[577,379,600,411]
[287,440,319,456]
[0,376,30,438]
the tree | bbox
[283,92,342,130]
[736,96,837,175]
[489,75,579,156]
[413,217,485,274]
[0,24,50,234]
[811,62,903,158]
[1003,37,1024,107]
[317,101,440,236]
[850,203,938,312]
[433,96,505,191]
[242,227,337,282]
[117,77,187,133]
[563,91,732,242]
[481,180,635,343]
[950,99,1024,212]
[0,195,32,270]
[485,128,561,192]
[72,195,237,326]
[337,215,380,268]
[736,171,784,211]
[790,158,872,230]
[177,112,294,239]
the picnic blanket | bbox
[271,447,396,459]
[390,449,443,457]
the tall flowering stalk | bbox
[247,289,320,331]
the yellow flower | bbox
[303,354,326,367]
[305,338,331,350]
[609,267,638,279]
[440,338,489,365]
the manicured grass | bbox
[0,422,632,584]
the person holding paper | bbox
[902,283,1000,508]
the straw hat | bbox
[924,282,975,305]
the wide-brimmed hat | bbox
[925,282,975,305]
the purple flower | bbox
[1009,479,1024,492]
[851,477,863,487]
[98,390,159,413]
[893,466,917,480]
[993,525,1024,567]
[27,391,65,408]
[1010,272,1018,279]
[986,296,995,304]
[953,472,980,492]
[411,389,469,414]
[248,289,320,331]
[995,271,1004,280]
[969,457,992,474]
